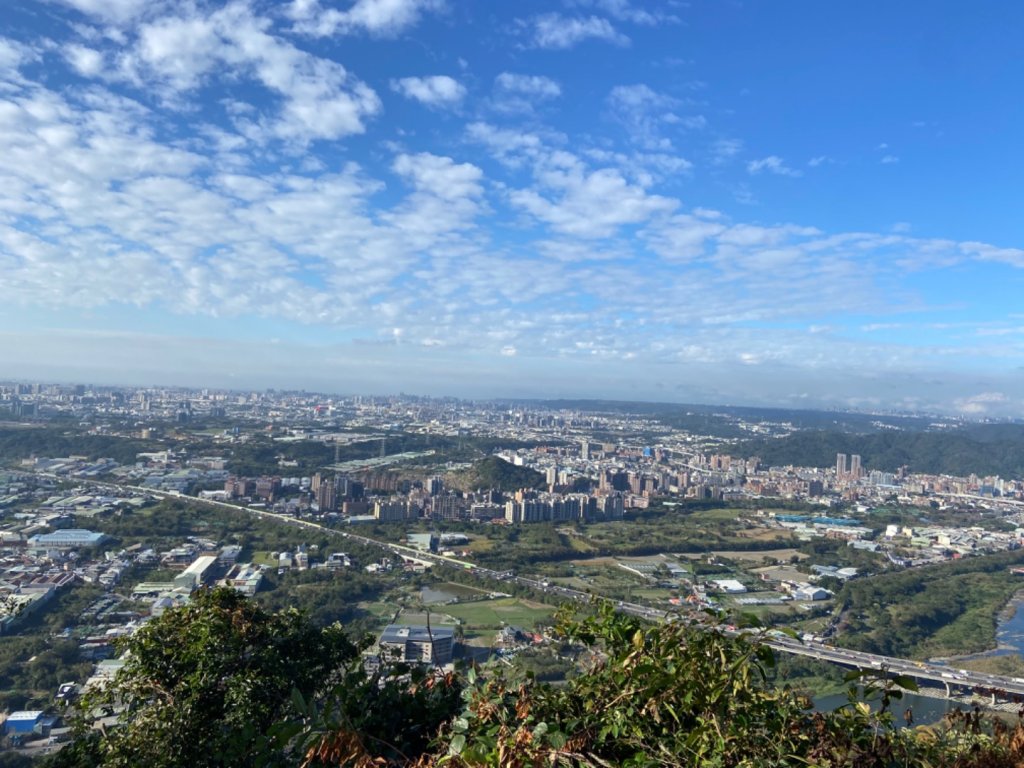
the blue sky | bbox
[1,0,1023,415]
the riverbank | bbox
[930,588,1024,667]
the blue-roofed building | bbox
[27,529,108,548]
[4,710,58,736]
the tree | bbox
[56,588,357,768]
[437,604,1024,768]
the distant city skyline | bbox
[2,1,1024,415]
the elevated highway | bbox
[56,479,1024,706]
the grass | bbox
[442,598,557,630]
[685,508,744,523]
[709,548,806,563]
[360,601,401,619]
[251,550,281,567]
[729,602,805,620]
[565,536,598,553]
[424,581,493,599]
[630,587,679,604]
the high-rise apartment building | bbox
[374,499,412,522]
[835,453,847,478]
[850,454,862,480]
[316,479,337,512]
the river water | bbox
[815,594,1024,722]
[955,594,1024,661]
[814,691,972,725]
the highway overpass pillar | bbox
[944,681,951,698]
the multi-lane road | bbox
[61,480,1024,703]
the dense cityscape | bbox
[3,380,1024,760]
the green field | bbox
[251,550,282,566]
[441,598,557,630]
[463,537,496,553]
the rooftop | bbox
[380,624,455,644]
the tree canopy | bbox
[45,590,1024,768]
[56,588,357,768]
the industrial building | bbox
[27,529,107,549]
[174,554,219,591]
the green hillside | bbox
[739,429,1024,477]
[446,456,545,492]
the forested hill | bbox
[738,425,1024,478]
[446,456,544,492]
[0,426,164,465]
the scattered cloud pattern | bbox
[1,0,1023,415]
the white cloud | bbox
[391,75,466,107]
[711,138,742,164]
[119,4,382,144]
[4,6,1024,413]
[63,44,105,77]
[642,213,725,261]
[747,155,802,177]
[495,73,561,99]
[960,241,1024,269]
[289,0,444,37]
[392,152,482,201]
[529,14,629,49]
[510,160,677,238]
[607,84,699,149]
[881,154,899,164]
[571,0,676,25]
[954,392,1009,415]
[0,37,39,81]
[465,121,561,167]
[581,147,692,186]
[490,73,561,115]
[133,13,222,91]
[50,0,154,25]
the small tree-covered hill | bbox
[446,456,544,492]
[738,428,1024,478]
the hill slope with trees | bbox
[43,588,1024,768]
[446,456,544,492]
[738,428,1024,477]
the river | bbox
[814,593,1024,722]
[953,592,1024,662]
[814,691,972,725]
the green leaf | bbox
[449,733,466,755]
[891,675,919,692]
[290,687,307,716]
